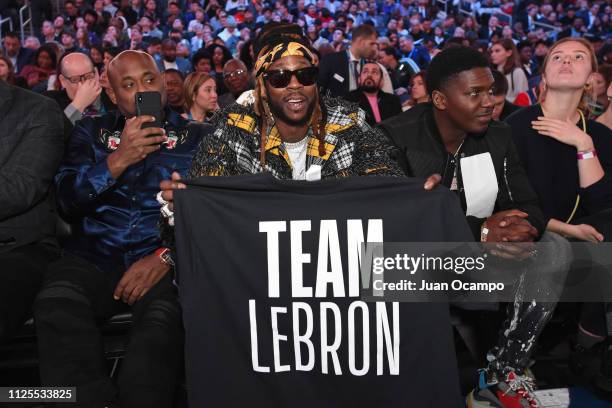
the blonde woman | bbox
[506,36,612,399]
[182,72,218,123]
[507,37,612,243]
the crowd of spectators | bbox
[0,0,610,115]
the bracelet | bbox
[155,247,174,266]
[480,222,489,243]
[156,191,168,206]
[160,203,173,218]
[577,149,597,160]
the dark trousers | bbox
[34,253,183,408]
[0,242,58,344]
[574,209,612,338]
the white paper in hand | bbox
[460,152,499,218]
[305,164,321,181]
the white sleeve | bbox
[505,69,529,103]
[378,63,394,94]
[514,68,529,94]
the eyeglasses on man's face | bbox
[62,70,96,84]
[223,69,246,79]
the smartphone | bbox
[135,91,163,129]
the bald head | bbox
[222,59,247,76]
[60,52,94,76]
[223,58,250,96]
[59,52,98,101]
[107,49,157,83]
[107,50,165,116]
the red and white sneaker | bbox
[467,370,539,408]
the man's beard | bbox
[268,95,315,127]
[360,78,379,93]
[165,55,176,62]
[360,85,378,93]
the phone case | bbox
[135,91,163,129]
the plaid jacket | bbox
[161,97,405,251]
[188,97,404,179]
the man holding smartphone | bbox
[33,50,209,408]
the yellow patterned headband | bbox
[254,41,315,78]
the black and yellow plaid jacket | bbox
[188,96,404,180]
[161,96,405,251]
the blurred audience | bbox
[19,44,57,90]
[319,24,392,98]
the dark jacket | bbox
[56,108,205,273]
[399,46,430,70]
[499,101,521,122]
[42,90,74,143]
[3,47,33,74]
[478,26,502,41]
[345,89,402,126]
[43,89,116,142]
[156,57,192,75]
[0,81,64,252]
[318,50,351,98]
[506,104,612,225]
[378,103,546,240]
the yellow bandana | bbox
[254,41,315,77]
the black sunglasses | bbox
[263,66,318,88]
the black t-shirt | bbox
[506,104,612,224]
[174,174,472,407]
